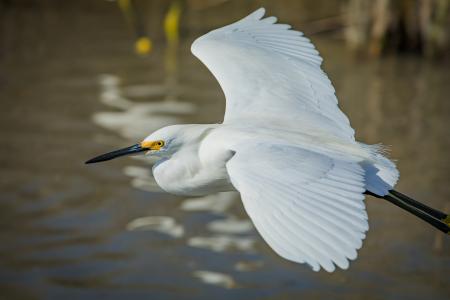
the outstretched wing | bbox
[226,143,368,272]
[192,8,355,141]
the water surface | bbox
[0,1,449,299]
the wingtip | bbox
[261,16,277,24]
[250,7,266,20]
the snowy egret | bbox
[87,8,449,272]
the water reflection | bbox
[91,5,262,289]
[180,192,236,213]
[95,70,260,286]
[207,218,254,235]
[94,73,195,140]
[188,235,255,253]
[126,216,184,238]
[193,270,236,289]
[123,165,161,192]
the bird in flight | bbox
[87,8,449,272]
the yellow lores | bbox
[141,140,164,151]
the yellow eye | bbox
[152,140,164,150]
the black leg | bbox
[390,190,447,220]
[365,190,449,234]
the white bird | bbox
[87,8,449,272]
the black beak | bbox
[85,144,147,164]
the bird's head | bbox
[85,125,204,164]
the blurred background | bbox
[0,0,449,299]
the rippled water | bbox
[1,1,449,299]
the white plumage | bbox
[183,8,396,271]
[87,8,401,272]
[191,7,355,141]
[227,143,368,272]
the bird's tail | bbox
[366,190,450,234]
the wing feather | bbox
[191,8,354,141]
[226,143,368,272]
